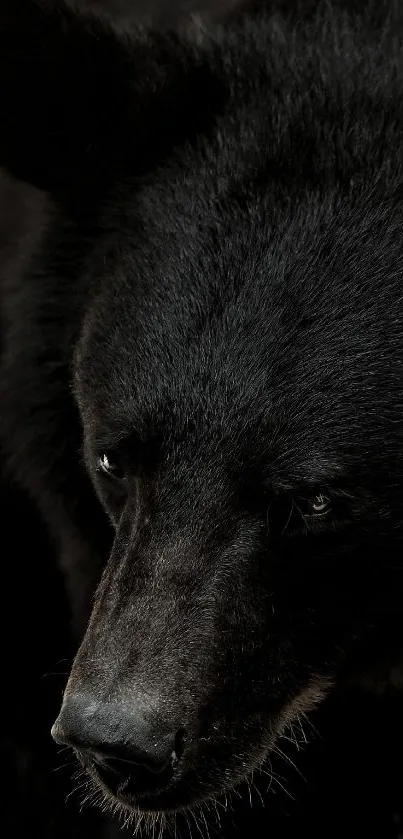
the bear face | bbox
[1,0,403,825]
[57,155,403,814]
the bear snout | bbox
[52,693,186,803]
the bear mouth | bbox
[79,749,184,812]
[97,758,173,802]
[78,735,273,816]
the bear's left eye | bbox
[97,453,125,481]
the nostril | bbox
[172,728,186,768]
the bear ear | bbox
[0,0,244,196]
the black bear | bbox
[1,0,403,832]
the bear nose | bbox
[51,693,183,797]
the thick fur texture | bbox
[1,0,403,825]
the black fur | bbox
[1,0,403,824]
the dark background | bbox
[2,475,403,839]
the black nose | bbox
[51,693,183,798]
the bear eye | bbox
[310,493,331,514]
[299,493,331,517]
[268,491,334,538]
[97,453,125,481]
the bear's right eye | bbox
[97,453,125,481]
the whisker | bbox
[273,745,305,780]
